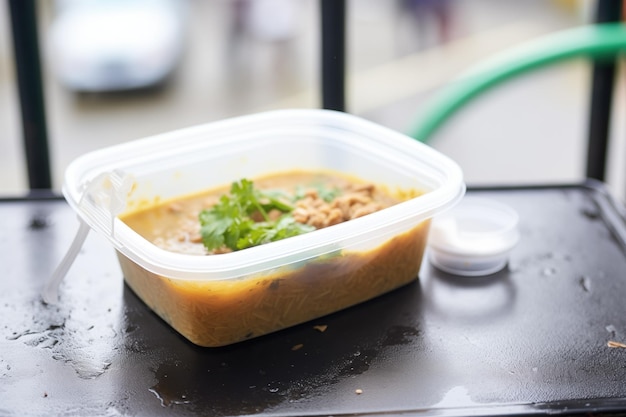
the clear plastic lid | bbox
[43,109,466,302]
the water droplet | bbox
[6,329,36,340]
[74,360,111,379]
[268,387,279,393]
[579,276,591,292]
[542,267,557,276]
[29,216,50,230]
[105,406,126,416]
[149,387,191,407]
[606,324,617,336]
[581,208,599,220]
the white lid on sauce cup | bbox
[428,196,520,276]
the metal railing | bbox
[6,0,620,191]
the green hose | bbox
[408,23,626,143]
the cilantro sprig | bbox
[199,179,315,252]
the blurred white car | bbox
[48,0,187,92]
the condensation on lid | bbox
[428,196,520,276]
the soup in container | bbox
[58,109,465,347]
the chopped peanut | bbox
[189,233,203,243]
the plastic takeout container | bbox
[51,109,465,347]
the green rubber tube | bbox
[408,23,626,143]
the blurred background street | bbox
[2,0,625,199]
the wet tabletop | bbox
[2,183,626,417]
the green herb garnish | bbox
[199,179,315,252]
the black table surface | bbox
[2,181,626,417]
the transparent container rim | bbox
[62,109,466,281]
